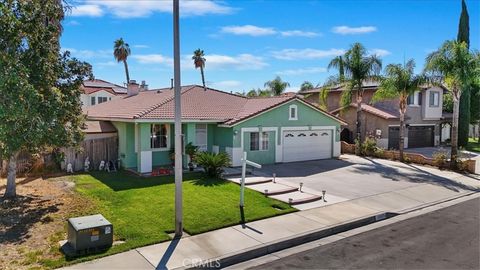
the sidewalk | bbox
[63,179,477,270]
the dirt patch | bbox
[0,176,95,270]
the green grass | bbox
[467,138,480,153]
[45,171,295,268]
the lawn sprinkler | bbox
[299,182,303,192]
[322,190,327,202]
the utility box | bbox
[67,214,113,254]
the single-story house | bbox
[85,83,346,174]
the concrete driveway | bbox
[255,155,480,209]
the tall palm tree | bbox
[328,55,345,82]
[372,59,425,161]
[113,38,131,84]
[424,40,479,168]
[192,49,206,91]
[264,76,290,96]
[326,43,382,146]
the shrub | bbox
[358,137,377,156]
[433,151,448,168]
[195,152,231,177]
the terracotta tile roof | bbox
[83,121,117,134]
[85,85,345,125]
[331,103,399,120]
[81,79,127,96]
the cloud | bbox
[221,25,276,36]
[73,0,235,18]
[97,61,117,67]
[271,48,345,60]
[211,80,242,89]
[280,30,320,37]
[66,20,81,26]
[133,44,149,49]
[332,26,377,35]
[132,54,173,64]
[70,4,104,17]
[276,67,327,76]
[369,49,391,57]
[63,48,111,59]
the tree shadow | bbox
[191,176,229,187]
[353,157,479,193]
[0,195,60,245]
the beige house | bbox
[300,81,452,149]
[80,79,128,109]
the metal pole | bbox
[240,152,247,208]
[173,0,183,237]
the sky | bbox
[62,0,480,93]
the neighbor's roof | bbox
[85,85,346,126]
[330,103,399,120]
[83,121,117,134]
[81,79,127,96]
[300,80,448,94]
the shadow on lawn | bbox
[0,195,60,245]
[191,177,228,187]
[89,171,202,192]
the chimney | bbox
[127,80,140,96]
[140,80,148,91]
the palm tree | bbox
[192,49,206,91]
[326,43,382,146]
[264,76,290,96]
[300,81,314,92]
[328,55,345,82]
[372,59,425,161]
[425,40,479,168]
[113,38,131,84]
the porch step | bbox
[289,195,323,205]
[269,192,324,205]
[225,176,272,185]
[264,187,299,196]
[246,182,298,195]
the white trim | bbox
[289,104,298,120]
[280,126,337,161]
[149,123,171,151]
[140,151,152,173]
[194,123,208,152]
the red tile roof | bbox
[85,85,345,125]
[81,79,127,96]
[330,103,399,120]
[83,121,117,134]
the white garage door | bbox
[283,130,332,162]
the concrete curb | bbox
[180,212,397,269]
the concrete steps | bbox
[269,192,324,205]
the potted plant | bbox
[185,142,199,171]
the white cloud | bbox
[271,48,345,60]
[70,4,104,17]
[280,30,320,37]
[133,44,149,49]
[66,20,81,26]
[97,61,117,67]
[211,80,242,88]
[76,0,235,18]
[204,54,268,70]
[332,26,377,35]
[63,48,111,59]
[132,54,173,64]
[221,25,276,36]
[276,67,327,76]
[369,49,391,57]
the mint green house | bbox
[85,84,346,174]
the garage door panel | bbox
[283,130,332,162]
[408,126,434,148]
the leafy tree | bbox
[372,60,425,162]
[325,43,382,148]
[300,81,314,92]
[443,92,454,113]
[0,1,92,198]
[113,38,131,84]
[425,40,479,168]
[192,48,207,91]
[264,76,290,96]
[457,0,471,146]
[246,88,271,97]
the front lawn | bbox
[44,171,295,268]
[467,137,480,153]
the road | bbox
[251,197,480,270]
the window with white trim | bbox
[407,91,422,106]
[151,124,168,149]
[250,132,269,151]
[289,105,298,120]
[429,91,439,107]
[98,97,108,104]
[195,124,208,151]
[91,96,96,105]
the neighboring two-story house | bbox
[300,81,452,149]
[80,79,128,109]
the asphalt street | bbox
[251,197,480,270]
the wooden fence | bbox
[0,136,118,175]
[63,136,118,172]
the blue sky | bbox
[62,0,480,92]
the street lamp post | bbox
[173,0,183,237]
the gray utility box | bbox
[67,214,113,254]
